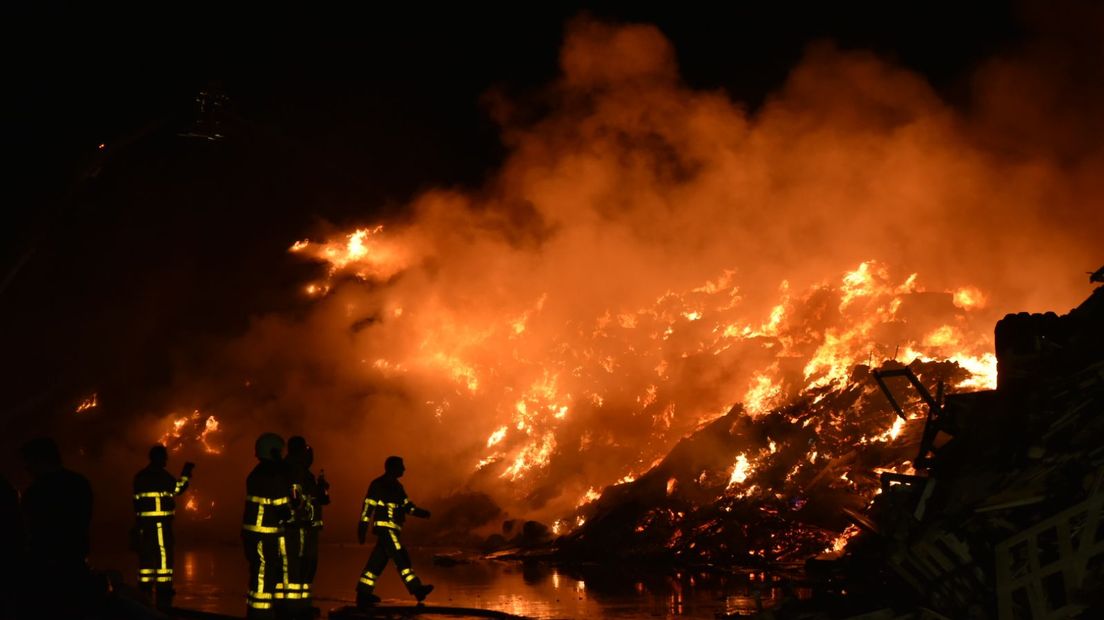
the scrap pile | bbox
[739,280,1104,619]
[552,357,960,566]
[532,275,1103,619]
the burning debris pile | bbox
[291,220,999,531]
[554,358,966,566]
[715,276,1104,619]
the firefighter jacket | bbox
[133,466,189,520]
[288,463,328,529]
[360,475,424,533]
[242,460,292,535]
[21,468,92,565]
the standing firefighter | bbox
[20,437,96,617]
[356,456,433,607]
[242,433,299,619]
[132,444,193,610]
[285,436,330,615]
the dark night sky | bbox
[2,3,1026,442]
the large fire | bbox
[135,17,1102,560]
[292,215,995,540]
[269,18,1093,543]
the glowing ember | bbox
[830,524,862,554]
[728,454,752,487]
[579,487,602,506]
[75,393,98,414]
[869,415,907,443]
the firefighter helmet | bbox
[255,433,284,461]
[384,455,405,476]
[287,435,308,456]
[149,444,169,467]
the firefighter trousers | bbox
[136,519,175,606]
[281,526,317,614]
[242,531,297,619]
[357,528,424,595]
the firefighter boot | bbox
[155,586,174,612]
[356,591,381,608]
[412,582,434,603]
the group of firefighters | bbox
[135,433,433,618]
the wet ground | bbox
[93,544,797,619]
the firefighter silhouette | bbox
[242,433,300,619]
[131,444,193,610]
[19,437,97,617]
[285,435,329,615]
[356,456,433,607]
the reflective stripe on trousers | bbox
[137,520,174,586]
[282,525,318,603]
[245,533,292,616]
[357,528,422,595]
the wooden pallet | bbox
[887,529,987,613]
[995,468,1104,619]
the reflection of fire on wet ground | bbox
[96,546,771,619]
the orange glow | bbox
[292,232,999,521]
[216,18,1100,543]
[743,372,782,417]
[953,286,988,310]
[578,487,602,506]
[290,225,410,289]
[75,393,98,414]
[728,454,752,487]
[159,411,223,454]
[829,524,861,554]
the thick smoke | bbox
[113,13,1103,542]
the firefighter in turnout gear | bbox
[356,456,433,607]
[285,436,329,615]
[242,433,300,619]
[132,444,193,610]
[20,437,97,618]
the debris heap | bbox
[542,276,1103,619]
[744,280,1104,619]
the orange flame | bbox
[75,393,98,414]
[295,221,997,521]
[159,411,223,454]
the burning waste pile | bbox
[292,221,1000,558]
[716,276,1104,619]
[551,356,969,566]
[289,213,1102,620]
